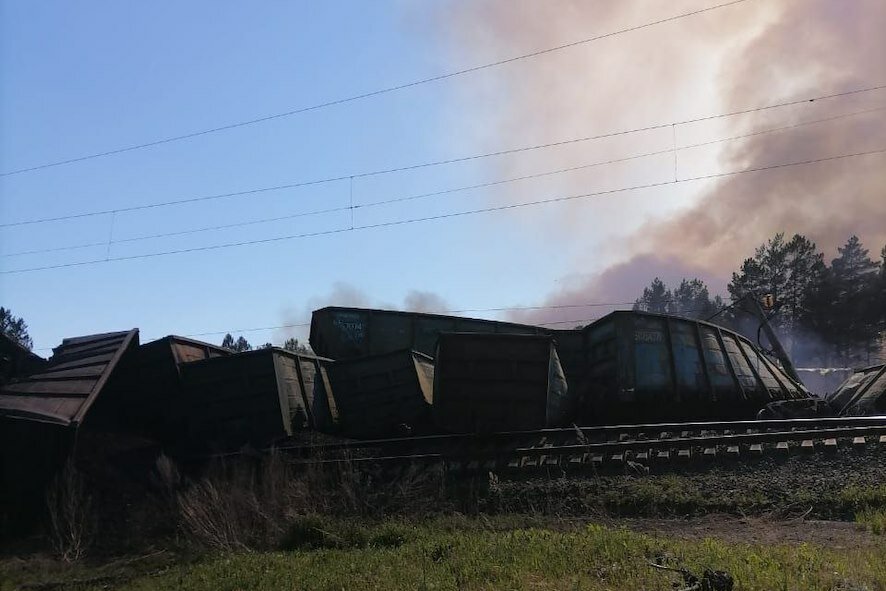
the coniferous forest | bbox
[633,234,886,367]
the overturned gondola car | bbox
[326,349,435,438]
[309,306,588,394]
[176,348,335,453]
[0,330,140,531]
[124,335,231,441]
[829,364,886,416]
[309,306,548,360]
[576,311,809,424]
[433,333,571,432]
[0,332,46,385]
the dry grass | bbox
[174,450,450,551]
[44,461,94,562]
[856,508,886,535]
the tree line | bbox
[219,333,311,354]
[634,234,885,367]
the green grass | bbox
[857,508,886,535]
[4,518,884,591]
[488,473,886,519]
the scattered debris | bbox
[648,561,734,591]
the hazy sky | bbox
[2,1,884,352]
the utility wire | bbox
[2,83,883,230]
[6,103,882,259]
[3,145,884,275]
[149,303,718,342]
[28,300,740,350]
[0,0,751,178]
[706,294,750,321]
[166,302,644,339]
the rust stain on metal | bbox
[0,329,139,426]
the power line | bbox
[26,298,758,350]
[3,145,884,275]
[2,82,883,230]
[146,302,717,342]
[165,302,643,339]
[0,0,751,178]
[5,103,881,258]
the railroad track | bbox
[275,416,886,474]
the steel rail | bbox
[271,416,886,455]
[279,424,886,468]
[506,425,886,458]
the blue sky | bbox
[1,1,594,351]
[4,1,882,353]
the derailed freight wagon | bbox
[433,333,571,432]
[0,330,140,531]
[310,306,548,360]
[0,332,46,385]
[325,349,435,438]
[124,335,230,442]
[577,311,809,424]
[829,364,886,416]
[176,348,336,453]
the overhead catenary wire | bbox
[5,102,883,259]
[25,294,773,351]
[155,307,634,340]
[138,302,718,344]
[4,145,884,275]
[2,83,884,230]
[29,298,687,350]
[142,305,723,347]
[0,0,752,178]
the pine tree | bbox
[633,278,672,313]
[633,278,721,320]
[0,307,33,350]
[727,233,827,355]
[824,236,880,363]
[283,338,311,354]
[669,278,720,319]
[782,234,826,330]
[220,333,252,352]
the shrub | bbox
[45,461,94,562]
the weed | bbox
[94,520,886,591]
[44,461,94,562]
[855,508,886,535]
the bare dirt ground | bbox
[612,515,878,548]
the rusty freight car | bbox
[125,335,231,441]
[326,349,434,438]
[0,332,46,384]
[176,348,335,453]
[0,330,140,530]
[829,363,886,416]
[577,311,809,424]
[309,306,548,360]
[433,333,571,433]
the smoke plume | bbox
[432,0,886,320]
[276,283,449,343]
